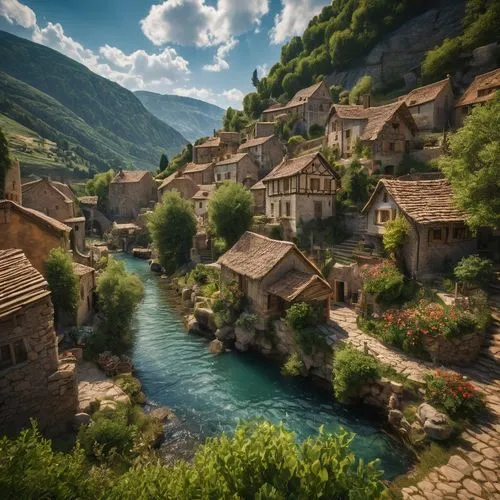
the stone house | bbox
[72,262,95,327]
[261,81,333,130]
[214,153,259,187]
[193,135,240,164]
[0,200,71,275]
[218,231,332,319]
[238,135,284,175]
[158,171,199,200]
[361,178,477,280]
[182,161,215,185]
[403,77,454,131]
[0,249,78,435]
[326,100,418,175]
[455,68,500,127]
[192,184,216,217]
[108,170,157,220]
[250,122,276,139]
[261,152,341,237]
[2,159,22,203]
[250,180,266,215]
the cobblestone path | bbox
[328,297,500,500]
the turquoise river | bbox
[119,254,409,479]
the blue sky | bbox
[0,0,331,109]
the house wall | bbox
[305,85,333,128]
[365,188,398,236]
[327,117,365,157]
[22,180,75,221]
[254,122,275,138]
[0,207,69,275]
[109,174,156,219]
[159,178,198,200]
[3,160,21,203]
[76,272,95,326]
[194,198,209,216]
[408,84,454,131]
[0,296,78,436]
[252,189,266,215]
[244,137,284,175]
[66,218,86,253]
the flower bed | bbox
[361,261,404,307]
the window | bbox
[323,178,331,192]
[428,228,444,244]
[375,209,392,225]
[199,202,203,209]
[417,105,421,114]
[310,178,320,191]
[217,173,222,181]
[314,201,322,218]
[452,226,470,240]
[285,202,291,217]
[392,122,400,130]
[389,142,395,152]
[278,201,282,217]
[345,130,351,139]
[283,178,290,192]
[0,340,27,371]
[13,340,27,364]
[270,203,274,216]
[80,286,84,300]
[0,344,13,370]
[225,172,231,180]
[383,192,388,203]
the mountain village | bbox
[0,4,499,498]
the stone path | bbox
[328,300,500,500]
[76,361,129,413]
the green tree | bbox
[339,159,371,207]
[243,92,266,120]
[454,255,493,290]
[251,68,260,88]
[383,216,409,255]
[330,84,343,103]
[96,258,144,343]
[281,36,304,64]
[208,182,253,247]
[161,144,193,178]
[223,107,249,132]
[438,93,500,230]
[85,169,115,210]
[0,127,10,198]
[158,153,169,173]
[148,191,197,273]
[349,75,372,104]
[44,248,78,327]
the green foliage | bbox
[148,190,197,273]
[424,371,484,418]
[269,224,283,240]
[353,137,363,157]
[235,312,258,331]
[223,107,249,132]
[297,216,350,248]
[421,38,463,83]
[338,159,372,208]
[96,258,144,346]
[85,169,115,210]
[383,216,409,254]
[330,84,343,104]
[308,123,324,139]
[349,75,372,104]
[286,302,315,331]
[251,68,260,88]
[187,264,220,287]
[362,261,405,306]
[158,153,169,173]
[281,352,304,377]
[0,126,10,197]
[44,248,78,325]
[333,344,380,403]
[208,182,253,247]
[160,143,193,178]
[286,302,328,355]
[243,92,266,120]
[288,134,305,146]
[454,255,493,290]
[114,374,145,405]
[438,93,500,230]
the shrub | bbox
[362,261,404,306]
[454,255,493,290]
[383,216,409,254]
[235,312,257,331]
[269,224,283,240]
[349,75,372,104]
[308,123,324,139]
[114,374,145,405]
[333,345,380,403]
[281,353,303,376]
[288,135,306,146]
[286,302,315,331]
[424,371,484,417]
[293,327,329,356]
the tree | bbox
[209,183,253,247]
[251,68,259,88]
[438,93,500,230]
[349,75,372,104]
[223,107,249,132]
[44,248,78,327]
[96,258,144,343]
[148,191,197,274]
[454,255,493,291]
[383,216,409,256]
[0,127,10,198]
[85,169,115,210]
[158,153,169,173]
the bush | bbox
[288,135,306,146]
[114,374,145,405]
[281,353,303,376]
[383,216,409,254]
[235,312,257,331]
[286,302,315,331]
[333,345,380,403]
[269,224,283,240]
[308,124,324,139]
[349,75,372,104]
[454,255,493,290]
[362,261,404,306]
[424,371,484,418]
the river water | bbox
[118,254,409,479]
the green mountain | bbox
[0,30,187,172]
[135,91,225,144]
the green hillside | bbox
[0,30,188,172]
[135,91,225,144]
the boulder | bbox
[150,260,162,273]
[417,403,452,441]
[181,288,192,301]
[151,406,176,423]
[186,314,197,331]
[215,325,235,342]
[388,409,404,427]
[388,393,400,410]
[208,339,225,355]
[194,308,217,333]
[73,412,91,429]
[234,326,256,352]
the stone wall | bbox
[109,174,157,220]
[423,331,484,365]
[0,296,78,436]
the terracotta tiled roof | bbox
[0,200,71,234]
[218,231,317,280]
[215,153,248,166]
[110,170,149,184]
[52,181,77,202]
[404,78,450,107]
[331,104,370,120]
[362,178,467,224]
[183,162,214,173]
[250,179,265,190]
[238,135,275,150]
[0,249,50,318]
[192,184,216,200]
[22,178,74,204]
[455,68,500,107]
[72,262,95,276]
[263,81,326,114]
[262,103,283,113]
[78,196,98,206]
[158,174,198,193]
[267,270,331,302]
[196,136,221,148]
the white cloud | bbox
[0,0,36,28]
[270,0,330,44]
[203,37,237,72]
[173,86,217,103]
[174,86,245,108]
[222,88,244,104]
[257,63,269,78]
[141,0,269,70]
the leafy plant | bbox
[424,371,484,417]
[288,135,306,146]
[286,302,315,331]
[349,75,372,104]
[362,261,404,306]
[235,312,257,331]
[454,255,493,290]
[281,353,304,376]
[383,216,409,254]
[333,344,380,403]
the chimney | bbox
[118,167,124,177]
[362,94,371,109]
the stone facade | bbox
[65,216,86,253]
[250,181,266,215]
[0,200,71,275]
[214,153,259,186]
[251,122,276,139]
[182,162,215,186]
[73,263,95,327]
[108,170,157,220]
[158,174,199,201]
[193,135,239,164]
[3,159,22,203]
[238,135,284,175]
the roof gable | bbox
[238,135,275,151]
[111,170,149,184]
[456,68,500,107]
[22,178,73,204]
[404,78,451,108]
